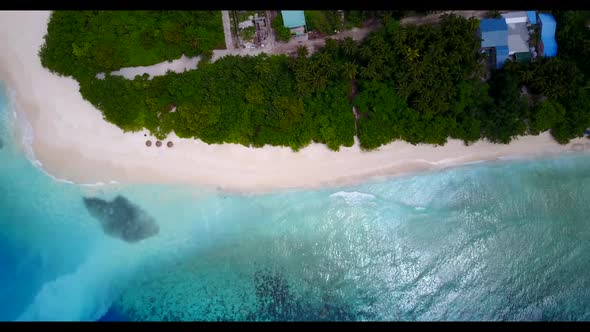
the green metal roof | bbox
[515,51,532,63]
[281,10,306,29]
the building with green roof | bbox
[280,10,307,36]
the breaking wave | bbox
[330,191,376,205]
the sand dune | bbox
[0,11,588,193]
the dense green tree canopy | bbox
[39,11,224,79]
[39,11,590,151]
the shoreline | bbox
[1,11,589,195]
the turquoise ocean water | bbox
[0,82,589,321]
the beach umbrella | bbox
[156,141,162,147]
[145,140,152,147]
[167,141,174,148]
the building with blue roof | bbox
[281,10,306,34]
[495,46,510,68]
[480,18,510,69]
[538,13,557,57]
[527,11,537,25]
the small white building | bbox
[501,11,531,55]
[502,11,529,24]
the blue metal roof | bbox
[480,18,508,33]
[539,12,556,26]
[481,31,509,48]
[280,10,306,29]
[480,18,509,48]
[496,45,510,54]
[527,11,537,24]
[496,46,510,69]
[480,19,510,69]
[539,13,557,57]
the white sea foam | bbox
[3,87,119,188]
[330,191,376,205]
[11,96,35,162]
[17,242,139,321]
[498,155,527,161]
[463,160,487,165]
[81,182,105,187]
[6,87,47,173]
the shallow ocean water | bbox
[0,83,589,321]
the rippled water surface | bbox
[1,83,589,321]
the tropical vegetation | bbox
[39,11,224,81]
[39,11,590,151]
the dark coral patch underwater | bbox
[83,195,159,243]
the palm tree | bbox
[360,63,379,80]
[255,60,272,79]
[341,37,357,57]
[441,15,461,36]
[324,38,339,55]
[520,68,534,86]
[359,45,374,62]
[405,46,420,62]
[369,35,387,54]
[310,73,328,92]
[315,51,332,68]
[342,61,358,81]
[293,62,313,84]
[296,45,309,58]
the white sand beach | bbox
[0,11,588,193]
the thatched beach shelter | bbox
[145,140,152,147]
[156,141,162,147]
[167,141,173,148]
